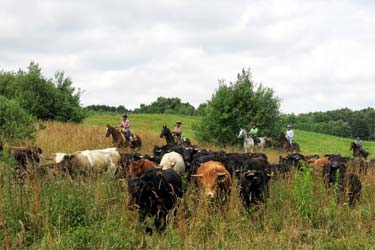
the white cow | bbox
[54,153,68,163]
[159,151,185,175]
[60,148,120,176]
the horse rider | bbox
[285,124,294,146]
[355,137,363,148]
[172,121,183,144]
[249,123,260,144]
[117,114,133,141]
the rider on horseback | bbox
[285,124,294,147]
[118,114,133,142]
[355,137,363,148]
[355,137,367,156]
[172,121,183,144]
[249,123,260,144]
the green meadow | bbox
[86,113,375,157]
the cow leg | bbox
[155,209,167,233]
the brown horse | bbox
[105,125,142,152]
[350,142,369,160]
[278,132,300,153]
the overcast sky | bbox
[1,0,374,114]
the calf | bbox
[131,168,183,234]
[191,161,232,206]
[238,158,271,209]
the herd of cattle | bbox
[2,143,375,234]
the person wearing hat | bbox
[172,121,183,144]
[249,123,260,144]
[117,114,132,141]
[285,124,294,146]
[355,137,363,148]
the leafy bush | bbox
[0,95,36,144]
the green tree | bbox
[0,95,36,144]
[0,62,86,122]
[195,68,281,145]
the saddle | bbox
[120,132,137,143]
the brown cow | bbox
[308,157,331,175]
[128,159,156,179]
[192,160,232,205]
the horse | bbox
[160,125,192,146]
[105,125,142,152]
[350,142,369,160]
[238,128,266,153]
[278,132,300,153]
[160,125,176,145]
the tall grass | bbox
[1,115,375,249]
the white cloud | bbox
[0,0,374,114]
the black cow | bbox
[131,168,183,234]
[188,150,227,180]
[279,153,305,171]
[238,158,271,209]
[322,159,361,207]
[8,146,43,183]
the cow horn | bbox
[246,172,256,176]
[191,174,203,177]
[217,172,226,176]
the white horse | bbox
[238,128,266,153]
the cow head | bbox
[192,171,229,199]
[128,159,155,178]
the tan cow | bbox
[192,160,232,205]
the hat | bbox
[122,114,128,117]
[287,124,292,128]
[176,121,182,124]
[356,137,360,140]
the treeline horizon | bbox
[282,108,375,140]
[85,96,207,116]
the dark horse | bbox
[160,125,192,146]
[278,132,300,153]
[105,125,142,152]
[350,142,369,160]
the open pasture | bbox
[1,114,375,249]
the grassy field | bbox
[1,113,375,250]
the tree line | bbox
[86,97,205,116]
[282,108,375,140]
